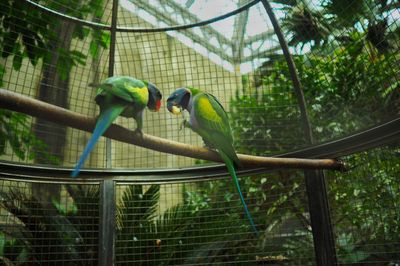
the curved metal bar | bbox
[0,161,269,183]
[25,0,112,30]
[25,0,261,32]
[260,0,313,144]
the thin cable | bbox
[24,0,261,33]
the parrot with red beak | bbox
[71,76,162,177]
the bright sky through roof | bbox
[120,0,272,73]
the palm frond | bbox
[367,19,390,53]
[324,0,368,27]
[0,187,84,263]
[282,3,331,48]
[65,184,100,263]
[115,184,160,264]
[116,184,160,230]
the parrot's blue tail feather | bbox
[221,152,259,236]
[71,107,124,178]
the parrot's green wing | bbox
[192,92,256,234]
[96,76,148,105]
[72,77,149,178]
[193,93,240,166]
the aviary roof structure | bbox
[118,0,279,73]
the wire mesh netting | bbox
[0,0,398,168]
[326,145,400,265]
[0,170,315,265]
[0,0,399,265]
[1,143,399,264]
[0,178,100,264]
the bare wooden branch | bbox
[0,89,345,171]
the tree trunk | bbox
[32,16,76,203]
[33,18,75,164]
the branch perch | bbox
[0,89,345,171]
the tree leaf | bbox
[2,30,19,58]
[12,51,23,71]
[89,40,99,59]
[22,33,37,65]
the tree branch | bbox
[0,89,345,171]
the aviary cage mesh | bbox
[0,0,399,265]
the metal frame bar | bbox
[277,117,400,159]
[260,0,313,142]
[232,0,250,64]
[260,1,337,265]
[99,179,116,265]
[99,0,119,264]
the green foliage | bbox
[0,0,110,162]
[328,147,400,263]
[231,65,305,155]
[299,48,398,142]
[0,109,60,163]
[0,184,100,264]
[90,30,111,59]
[231,36,398,154]
[336,233,369,263]
[282,230,314,264]
[229,16,399,264]
[115,183,259,265]
[0,1,46,66]
[0,0,110,81]
[0,0,109,70]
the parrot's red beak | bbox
[155,100,161,111]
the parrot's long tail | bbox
[71,106,125,178]
[220,152,259,236]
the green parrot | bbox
[71,76,162,177]
[167,87,259,235]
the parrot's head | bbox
[167,87,191,115]
[145,81,162,112]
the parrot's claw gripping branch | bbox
[133,128,144,138]
[0,89,346,171]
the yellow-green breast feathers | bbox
[196,96,223,124]
[194,93,232,143]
